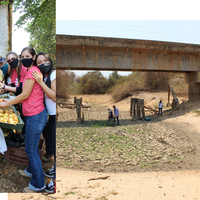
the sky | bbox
[56,0,200,78]
[12,11,30,55]
[11,0,200,78]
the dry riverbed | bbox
[7,93,200,199]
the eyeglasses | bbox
[7,57,16,64]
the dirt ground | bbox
[6,92,200,199]
[56,93,200,172]
[8,168,200,200]
[0,145,54,193]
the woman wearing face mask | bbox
[0,56,11,87]
[32,52,56,193]
[0,47,47,193]
[0,52,27,95]
[0,53,28,136]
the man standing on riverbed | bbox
[106,108,115,126]
[113,105,119,125]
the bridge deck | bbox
[56,35,200,72]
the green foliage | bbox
[1,0,55,64]
[0,0,10,5]
[70,81,80,95]
[60,70,187,102]
[192,109,200,116]
[107,71,121,87]
[79,71,108,94]
[64,191,76,195]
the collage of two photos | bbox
[0,0,56,195]
[1,0,200,199]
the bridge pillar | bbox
[188,83,200,101]
[185,72,200,101]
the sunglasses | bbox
[7,57,16,64]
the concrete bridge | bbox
[56,35,200,101]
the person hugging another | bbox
[32,52,56,193]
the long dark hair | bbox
[36,52,55,88]
[21,47,37,66]
[6,51,22,84]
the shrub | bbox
[144,72,170,91]
[169,73,188,97]
[111,72,146,102]
[111,72,170,102]
[78,71,108,94]
[56,70,70,99]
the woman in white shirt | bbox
[32,52,56,192]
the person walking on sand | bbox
[106,108,115,126]
[113,105,119,125]
[158,100,163,116]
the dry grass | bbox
[69,94,112,105]
[111,72,170,102]
[57,70,70,100]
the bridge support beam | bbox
[185,72,200,101]
[185,72,200,83]
[188,83,200,101]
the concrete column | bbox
[185,72,200,101]
[185,72,200,83]
[188,83,200,101]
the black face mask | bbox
[21,58,33,68]
[9,59,18,69]
[38,62,52,75]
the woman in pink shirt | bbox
[1,52,27,95]
[1,52,28,136]
[0,47,47,193]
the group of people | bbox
[0,47,56,193]
[106,105,119,126]
[106,100,163,126]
